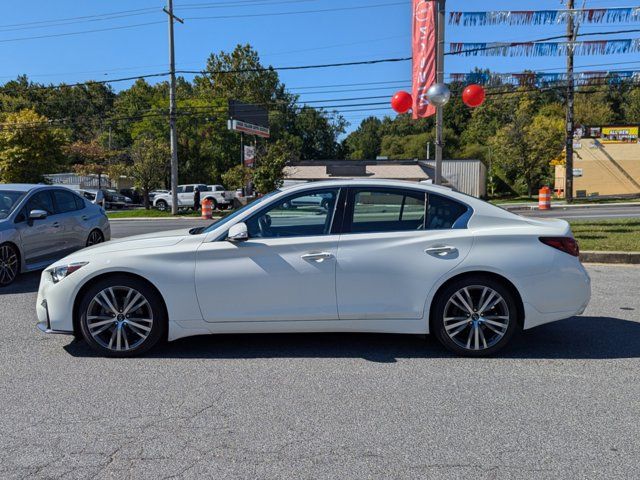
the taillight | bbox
[539,237,580,257]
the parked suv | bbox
[153,184,234,211]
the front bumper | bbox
[36,270,77,335]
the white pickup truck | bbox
[153,184,235,211]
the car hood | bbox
[64,228,193,259]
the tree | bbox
[343,117,382,159]
[489,98,564,197]
[222,165,252,190]
[574,91,615,126]
[623,87,640,123]
[253,138,299,193]
[66,139,122,189]
[128,136,169,208]
[0,109,68,183]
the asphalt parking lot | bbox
[1,260,639,479]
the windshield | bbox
[201,190,280,234]
[0,191,27,220]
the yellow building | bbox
[555,135,640,198]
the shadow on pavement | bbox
[64,316,640,361]
[0,271,40,295]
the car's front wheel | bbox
[155,200,168,211]
[432,276,519,357]
[78,275,166,357]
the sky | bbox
[1,0,639,131]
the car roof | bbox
[0,183,46,192]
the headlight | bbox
[49,262,88,283]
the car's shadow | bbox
[64,315,640,361]
[0,271,41,295]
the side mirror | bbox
[29,209,48,221]
[227,222,248,242]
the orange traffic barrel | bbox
[538,186,551,210]
[201,198,213,219]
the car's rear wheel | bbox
[156,200,168,211]
[86,229,104,247]
[78,276,166,357]
[0,243,19,287]
[432,276,518,357]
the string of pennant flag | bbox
[448,70,640,87]
[449,39,640,57]
[448,7,640,26]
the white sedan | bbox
[36,179,591,357]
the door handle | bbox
[425,245,457,257]
[301,252,334,262]
[81,215,89,221]
[52,222,60,228]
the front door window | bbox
[246,189,339,238]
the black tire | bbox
[155,200,168,211]
[86,229,104,247]
[432,275,519,357]
[77,275,166,357]
[0,243,20,287]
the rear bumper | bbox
[520,254,591,329]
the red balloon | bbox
[391,91,412,114]
[462,84,485,108]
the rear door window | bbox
[53,190,80,214]
[349,188,427,233]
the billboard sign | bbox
[601,126,638,143]
[228,99,270,138]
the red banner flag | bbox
[412,0,436,118]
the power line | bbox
[183,1,405,20]
[0,21,164,44]
[0,7,158,30]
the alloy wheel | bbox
[87,230,104,246]
[85,286,154,352]
[443,285,510,351]
[0,244,19,286]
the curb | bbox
[580,251,640,265]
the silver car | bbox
[0,184,110,287]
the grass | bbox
[491,196,640,205]
[107,208,218,219]
[570,218,640,252]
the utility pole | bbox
[435,0,446,185]
[565,0,576,203]
[164,0,183,215]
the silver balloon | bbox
[426,83,451,107]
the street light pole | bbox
[164,0,183,215]
[435,0,446,185]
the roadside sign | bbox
[573,168,583,177]
[244,146,256,167]
[227,119,270,138]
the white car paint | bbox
[36,179,590,351]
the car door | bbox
[16,189,66,265]
[194,188,342,323]
[51,189,87,250]
[335,187,474,321]
[178,185,193,207]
